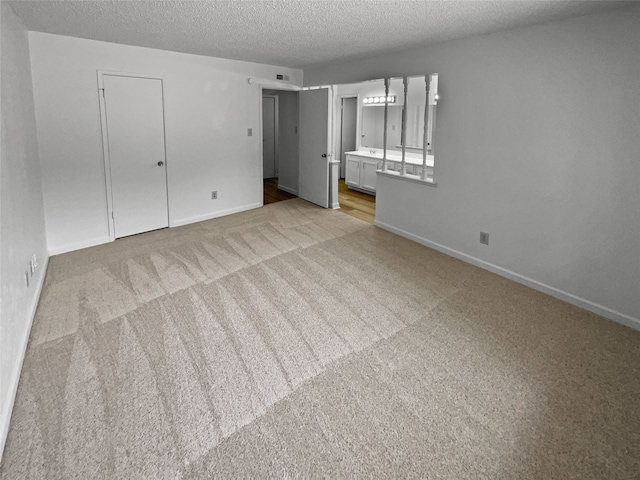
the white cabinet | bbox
[361,159,379,191]
[345,156,362,188]
[345,154,380,194]
[344,153,435,192]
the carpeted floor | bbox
[2,198,639,478]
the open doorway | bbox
[335,93,375,222]
[262,89,299,205]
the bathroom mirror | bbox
[361,105,402,149]
[336,73,438,183]
[403,75,426,151]
[381,74,438,180]
[382,76,426,154]
[360,76,428,154]
[358,78,403,150]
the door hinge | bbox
[111,211,114,220]
[100,88,105,97]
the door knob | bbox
[322,153,327,157]
[157,161,164,166]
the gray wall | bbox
[306,7,640,325]
[0,2,48,456]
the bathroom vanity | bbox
[344,149,434,194]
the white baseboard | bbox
[171,202,263,227]
[50,204,266,254]
[48,236,111,256]
[0,255,49,462]
[277,184,298,196]
[331,202,340,209]
[374,220,640,331]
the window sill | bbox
[376,169,437,187]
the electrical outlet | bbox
[480,232,489,245]
[247,128,253,136]
[211,191,217,200]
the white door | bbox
[298,88,331,208]
[262,96,276,178]
[102,75,169,238]
[361,159,379,191]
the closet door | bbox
[102,74,169,238]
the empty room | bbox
[1,1,639,478]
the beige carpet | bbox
[2,198,639,478]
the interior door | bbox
[262,96,276,178]
[102,75,169,238]
[298,88,331,208]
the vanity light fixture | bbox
[363,95,396,105]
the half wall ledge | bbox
[377,169,437,187]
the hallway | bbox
[264,178,375,223]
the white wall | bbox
[269,90,299,194]
[28,33,302,254]
[0,3,48,458]
[307,7,640,327]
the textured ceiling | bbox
[6,0,633,69]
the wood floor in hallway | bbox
[263,177,375,223]
[263,178,297,205]
[337,179,375,223]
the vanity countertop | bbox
[345,150,434,167]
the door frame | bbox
[97,70,169,241]
[261,94,279,179]
[258,85,300,204]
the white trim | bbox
[97,70,170,240]
[374,220,640,332]
[258,85,295,206]
[0,255,49,461]
[331,202,340,209]
[377,169,437,187]
[170,202,263,227]
[48,236,112,256]
[97,72,116,241]
[258,86,265,202]
[248,78,302,91]
[277,184,298,195]
[98,70,166,83]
